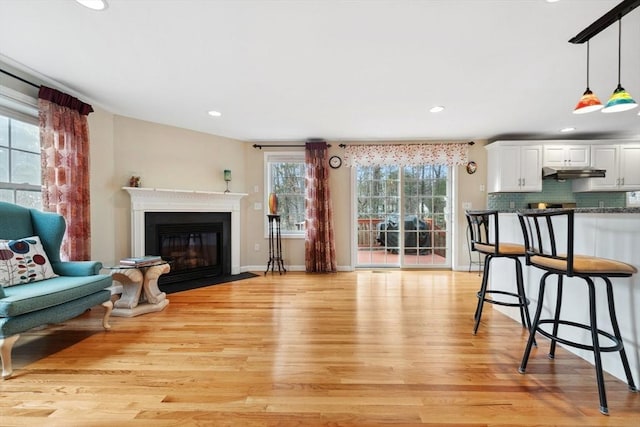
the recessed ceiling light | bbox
[208,110,222,117]
[75,0,108,10]
[429,106,445,113]
[560,127,575,133]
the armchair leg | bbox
[101,300,113,330]
[1,334,20,379]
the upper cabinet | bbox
[487,140,640,193]
[486,142,542,193]
[572,144,640,192]
[542,144,590,168]
[619,145,640,189]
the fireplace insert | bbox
[145,211,231,284]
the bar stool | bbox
[465,210,533,336]
[517,209,637,415]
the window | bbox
[265,151,305,236]
[0,112,41,209]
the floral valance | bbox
[343,143,468,167]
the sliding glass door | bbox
[355,164,450,268]
[355,165,400,266]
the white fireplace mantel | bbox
[123,187,248,275]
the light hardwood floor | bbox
[1,271,638,426]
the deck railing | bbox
[357,217,446,257]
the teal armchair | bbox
[0,201,113,379]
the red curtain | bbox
[38,86,93,260]
[305,140,336,272]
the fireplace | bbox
[124,187,247,276]
[145,211,231,284]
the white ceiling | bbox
[2,0,640,142]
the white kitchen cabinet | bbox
[486,142,542,192]
[543,144,590,168]
[619,145,640,190]
[572,144,640,192]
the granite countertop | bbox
[498,207,640,214]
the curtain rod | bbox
[253,143,332,149]
[0,68,40,89]
[253,141,472,149]
[338,141,475,148]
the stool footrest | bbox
[535,319,623,353]
[477,290,530,308]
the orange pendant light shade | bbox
[574,88,603,114]
[573,41,603,114]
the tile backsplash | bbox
[487,179,626,210]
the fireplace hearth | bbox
[145,211,231,285]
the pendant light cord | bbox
[586,41,591,88]
[617,19,622,86]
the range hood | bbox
[542,166,606,180]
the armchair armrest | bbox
[52,261,103,276]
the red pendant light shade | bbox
[573,41,603,114]
[574,89,603,114]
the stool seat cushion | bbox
[474,242,525,256]
[530,254,638,275]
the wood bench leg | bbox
[1,334,20,379]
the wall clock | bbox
[329,155,342,169]
[466,161,477,174]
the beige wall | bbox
[454,140,488,269]
[87,113,247,265]
[85,110,487,271]
[87,106,116,264]
[242,144,352,270]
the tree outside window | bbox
[0,113,41,209]
[265,152,305,236]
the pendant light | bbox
[602,19,638,113]
[573,41,603,114]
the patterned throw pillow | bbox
[0,236,58,287]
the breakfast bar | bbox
[485,208,640,384]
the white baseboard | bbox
[453,264,484,273]
[241,265,354,273]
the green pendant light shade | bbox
[602,84,638,112]
[601,19,638,113]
